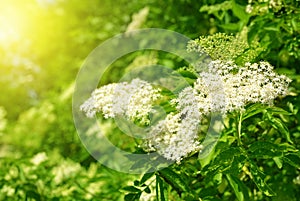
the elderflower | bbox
[187,33,248,61]
[80,57,290,163]
[246,0,283,14]
[144,60,290,162]
[145,88,203,162]
[191,60,291,114]
[187,32,265,65]
[80,78,161,124]
[30,152,48,166]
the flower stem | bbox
[236,111,243,146]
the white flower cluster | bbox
[145,60,290,162]
[203,61,291,113]
[80,61,290,162]
[246,0,283,14]
[145,87,203,162]
[80,78,161,124]
[189,60,291,114]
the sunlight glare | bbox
[0,5,28,45]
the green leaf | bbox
[219,23,241,31]
[203,148,246,185]
[242,104,267,121]
[248,141,283,152]
[158,168,190,194]
[140,172,155,185]
[267,115,292,143]
[267,107,291,116]
[273,157,283,169]
[223,155,246,176]
[212,173,223,185]
[249,163,276,196]
[283,153,300,168]
[211,147,242,171]
[248,141,283,159]
[144,186,151,194]
[26,190,41,201]
[124,193,142,201]
[156,175,166,201]
[231,1,250,24]
[122,186,141,193]
[226,174,250,201]
[177,68,198,79]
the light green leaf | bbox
[231,0,250,24]
[273,157,283,169]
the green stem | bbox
[236,111,243,146]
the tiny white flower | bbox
[30,152,48,166]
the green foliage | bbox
[1,0,300,200]
[0,152,136,200]
[200,0,300,68]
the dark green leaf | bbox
[124,192,142,201]
[283,153,300,168]
[140,172,155,185]
[248,141,283,159]
[267,107,291,116]
[248,141,282,152]
[204,147,245,180]
[122,186,141,193]
[157,175,166,201]
[226,174,250,201]
[223,155,246,176]
[158,168,190,194]
[26,190,41,201]
[242,104,267,120]
[249,163,276,196]
[144,186,151,194]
